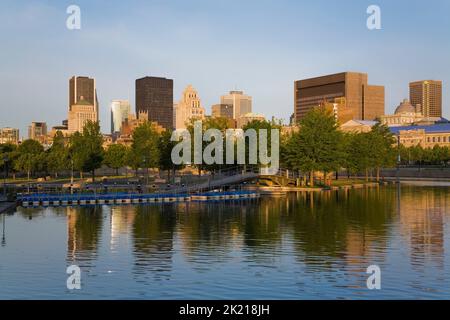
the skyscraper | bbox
[69,76,99,116]
[220,90,252,119]
[294,72,384,123]
[174,85,205,129]
[111,100,131,134]
[409,80,442,118]
[135,76,174,130]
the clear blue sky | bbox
[1,0,449,136]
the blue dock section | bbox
[17,191,260,207]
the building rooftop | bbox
[389,123,450,135]
[394,99,416,114]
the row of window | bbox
[427,136,450,143]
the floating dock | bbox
[17,191,260,208]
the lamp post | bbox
[3,154,8,197]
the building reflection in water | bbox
[66,206,103,265]
[110,205,135,251]
[59,185,448,289]
[397,186,447,272]
[131,204,177,281]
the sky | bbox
[0,0,449,137]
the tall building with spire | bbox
[174,85,205,129]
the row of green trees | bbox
[399,144,450,166]
[0,121,179,182]
[1,109,450,184]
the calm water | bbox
[1,185,450,299]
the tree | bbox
[243,119,281,172]
[159,129,184,182]
[14,139,44,179]
[367,123,396,181]
[104,144,128,176]
[350,132,374,181]
[69,121,104,181]
[129,122,161,178]
[283,108,344,186]
[47,131,68,178]
[186,117,231,175]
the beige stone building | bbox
[174,85,205,129]
[340,120,377,133]
[68,96,98,133]
[380,99,443,127]
[236,112,266,128]
[28,122,48,145]
[115,111,165,146]
[392,124,450,148]
[0,127,20,144]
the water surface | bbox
[1,185,449,299]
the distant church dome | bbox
[395,99,416,114]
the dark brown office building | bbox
[69,76,98,114]
[294,72,384,123]
[136,76,174,129]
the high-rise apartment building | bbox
[28,122,47,142]
[220,90,252,119]
[136,76,174,130]
[0,127,19,144]
[69,76,99,116]
[409,80,442,118]
[174,85,205,129]
[294,72,384,123]
[110,100,131,134]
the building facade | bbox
[28,122,48,144]
[111,100,131,134]
[236,112,266,128]
[68,97,98,133]
[136,76,174,130]
[409,80,442,118]
[0,127,20,144]
[174,85,205,129]
[390,124,450,148]
[211,104,234,119]
[220,90,252,119]
[116,111,165,146]
[69,76,99,116]
[294,72,385,123]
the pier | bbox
[17,190,260,208]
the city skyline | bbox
[1,0,450,137]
